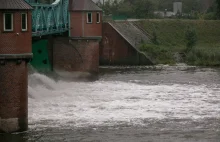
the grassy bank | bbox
[135,19,220,66]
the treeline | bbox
[95,0,220,20]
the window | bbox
[87,13,92,23]
[96,12,100,23]
[3,13,13,31]
[21,13,27,31]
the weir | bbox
[0,0,103,133]
[0,0,153,133]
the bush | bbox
[140,44,175,64]
[185,26,197,53]
[204,12,217,20]
[151,30,159,45]
[186,47,220,66]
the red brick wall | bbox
[70,11,102,37]
[53,38,99,73]
[0,61,28,132]
[100,23,138,65]
[0,10,31,132]
[0,11,32,54]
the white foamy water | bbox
[28,71,220,128]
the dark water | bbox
[1,64,220,142]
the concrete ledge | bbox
[0,53,33,60]
[70,36,102,40]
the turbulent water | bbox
[1,65,220,142]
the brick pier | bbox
[0,0,33,133]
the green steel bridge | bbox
[26,0,69,37]
[24,0,69,71]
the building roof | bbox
[69,0,102,11]
[0,0,33,10]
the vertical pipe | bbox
[82,12,85,37]
[69,11,71,37]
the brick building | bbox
[0,0,32,133]
[53,0,102,75]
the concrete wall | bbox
[70,11,102,37]
[0,11,32,54]
[53,38,99,74]
[100,23,150,65]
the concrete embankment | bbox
[100,21,154,65]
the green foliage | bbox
[136,19,220,66]
[102,0,155,19]
[151,30,159,45]
[186,47,220,66]
[185,26,197,53]
[203,12,217,20]
[133,0,155,18]
[140,44,175,64]
[216,0,220,19]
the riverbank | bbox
[135,19,220,66]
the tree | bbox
[216,0,220,19]
[117,1,133,17]
[133,0,155,18]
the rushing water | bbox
[1,64,220,142]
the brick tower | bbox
[53,0,102,74]
[0,0,32,133]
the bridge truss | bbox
[26,0,69,37]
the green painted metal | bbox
[31,40,52,72]
[26,0,69,37]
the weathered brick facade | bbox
[0,11,32,54]
[70,11,102,37]
[0,61,28,132]
[53,38,99,74]
[0,8,32,132]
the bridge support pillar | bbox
[0,54,32,133]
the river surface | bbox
[1,65,220,142]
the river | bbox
[1,64,220,142]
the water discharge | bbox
[2,65,220,141]
[28,72,220,127]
